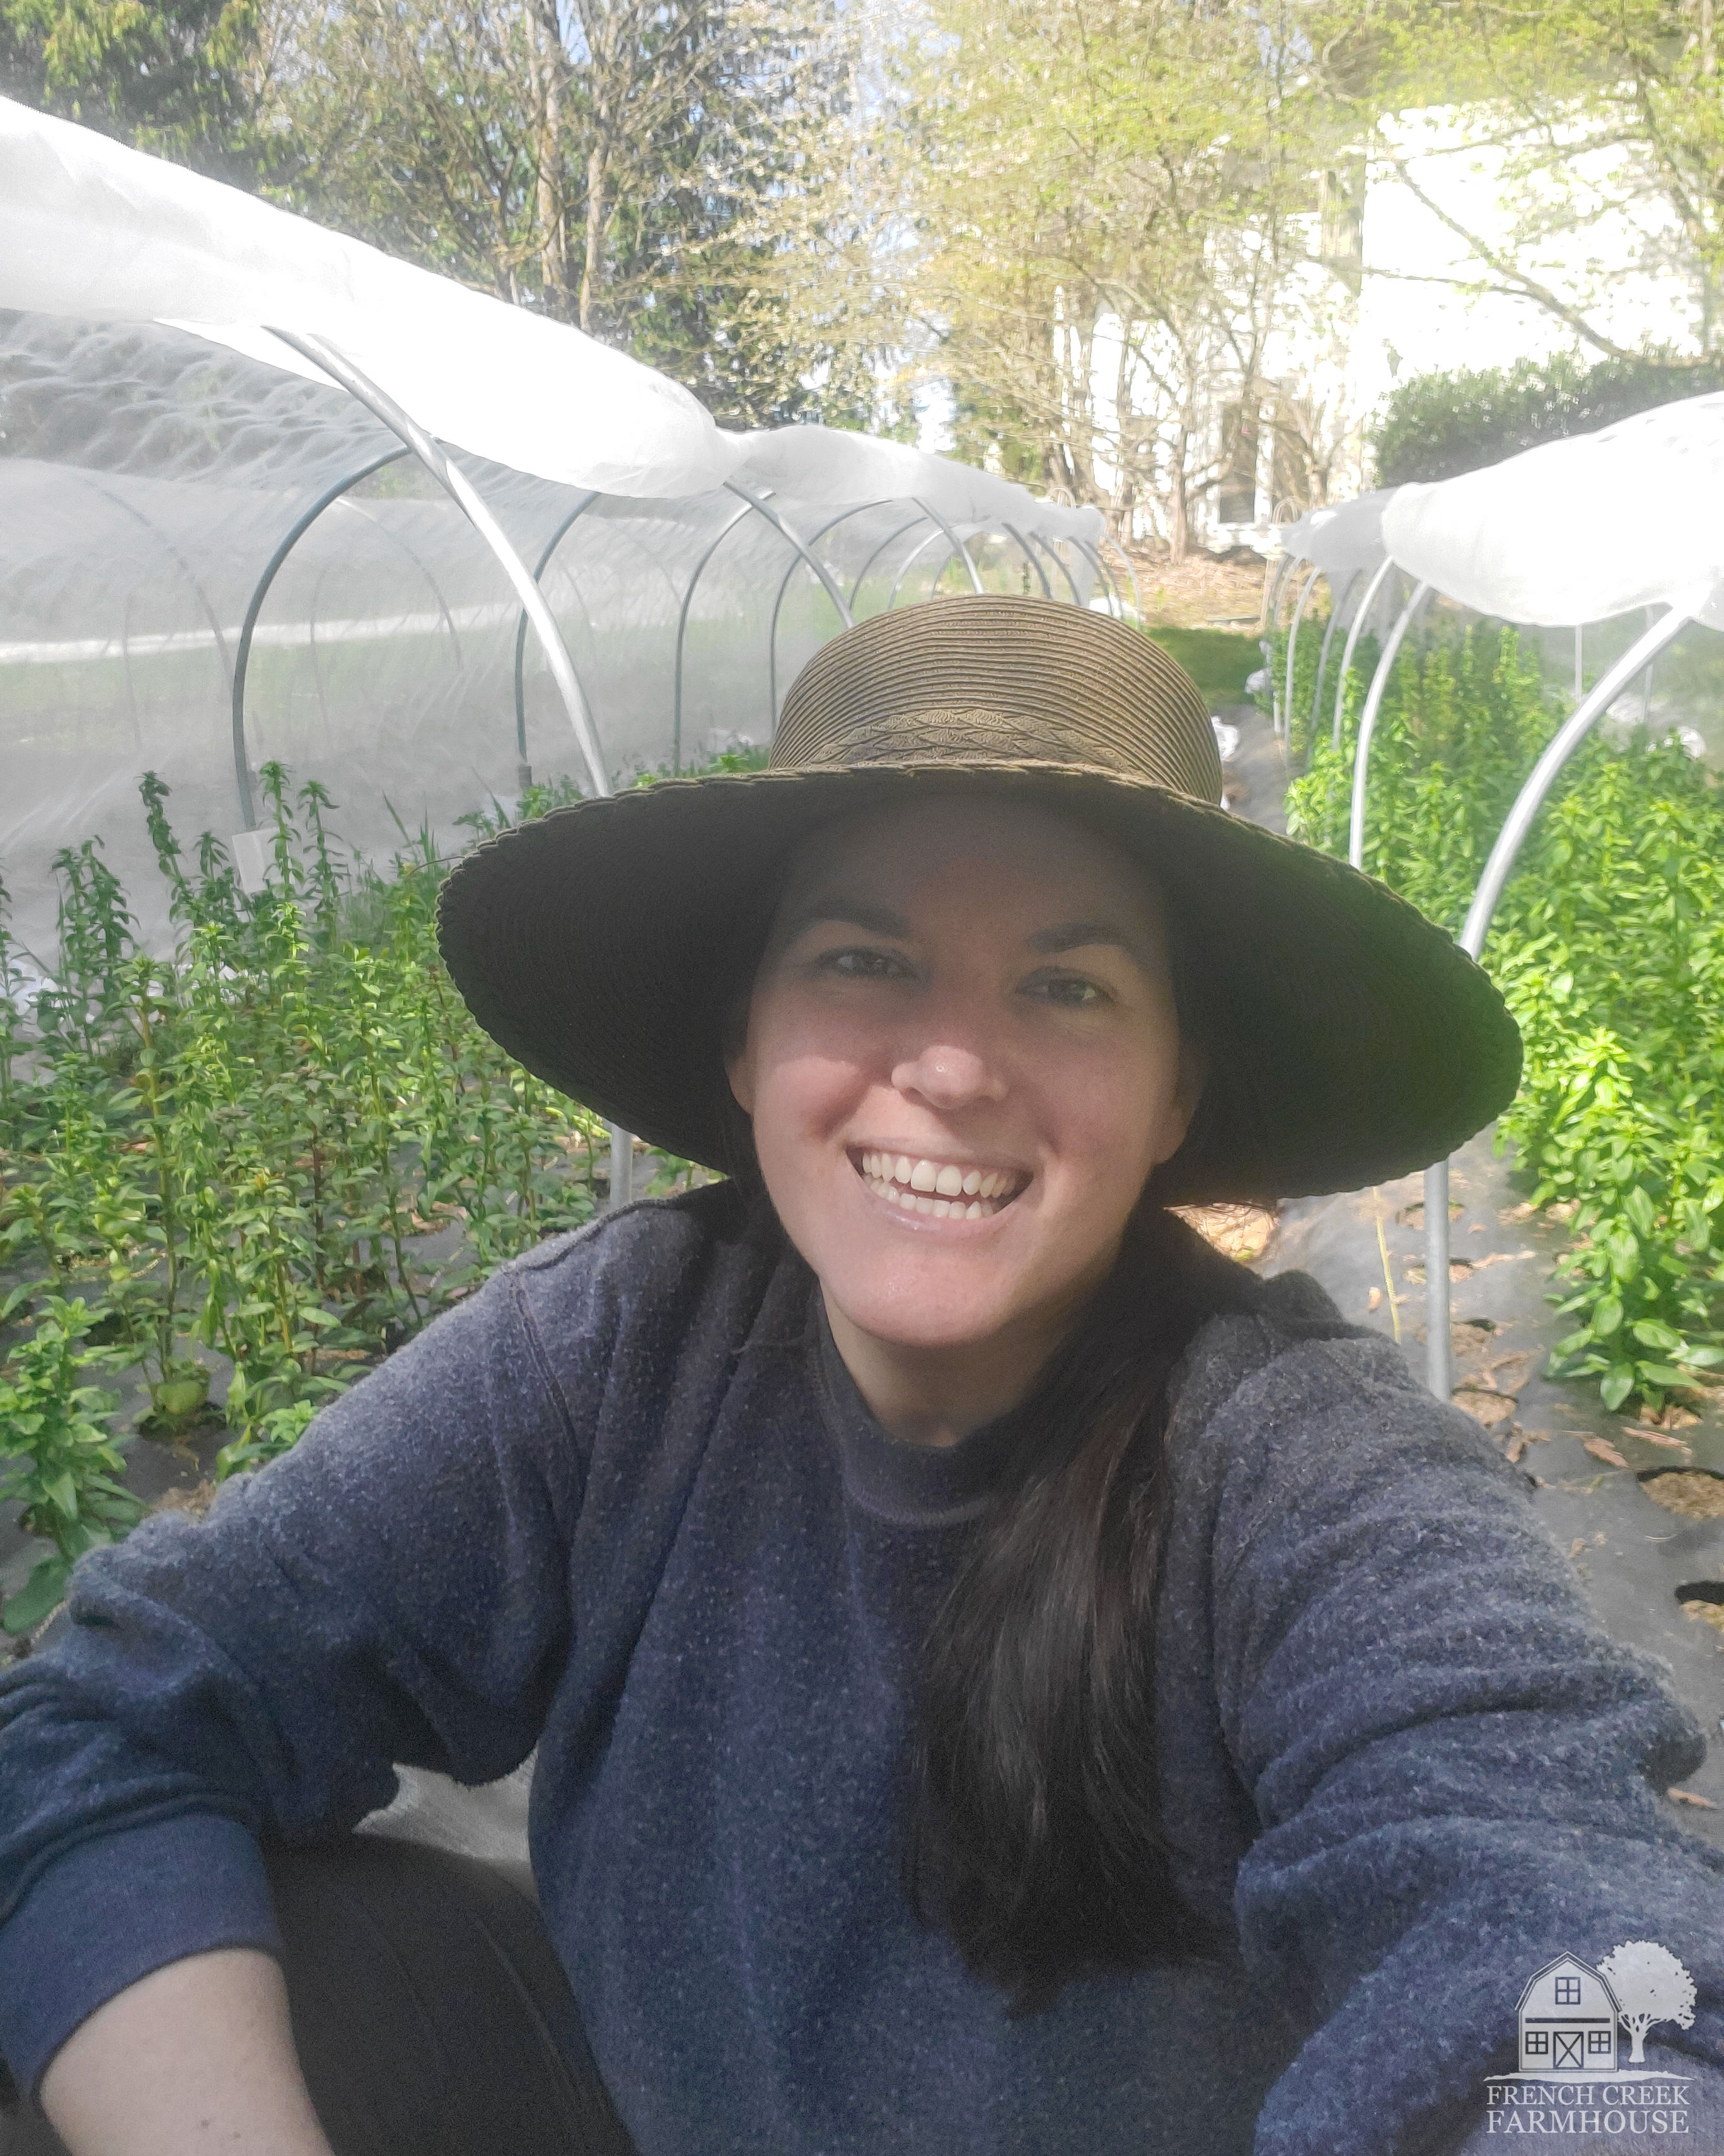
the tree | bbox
[0,0,278,183]
[263,0,889,427]
[1309,1,1724,359]
[905,0,1350,550]
[1597,1940,1698,2065]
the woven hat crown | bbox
[772,595,1223,802]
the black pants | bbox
[13,1836,633,2156]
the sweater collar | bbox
[809,1294,1018,1529]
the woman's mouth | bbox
[852,1149,1028,1220]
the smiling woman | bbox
[4,600,1723,2156]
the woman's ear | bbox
[722,988,756,1116]
[1154,1036,1208,1166]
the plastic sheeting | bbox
[1380,394,1724,629]
[0,103,1117,966]
[1281,492,1392,577]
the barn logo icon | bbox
[1517,1955,1621,2075]
[1482,1944,1699,2136]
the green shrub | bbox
[0,1296,141,1633]
[1372,351,1724,487]
[0,765,687,1623]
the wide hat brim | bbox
[437,758,1521,1207]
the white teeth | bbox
[857,1154,1022,1217]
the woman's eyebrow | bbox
[1026,920,1145,959]
[784,896,913,939]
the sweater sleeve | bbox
[0,1244,598,2097]
[1196,1316,1724,2156]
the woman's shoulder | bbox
[501,1177,800,1370]
[1168,1258,1513,1517]
[1172,1261,1409,1423]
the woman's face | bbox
[726,794,1203,1361]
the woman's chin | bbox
[826,1275,1026,1357]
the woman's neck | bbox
[821,1275,1102,1448]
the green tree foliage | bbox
[1287,630,1724,1416]
[0,0,273,182]
[263,0,888,428]
[1372,350,1724,484]
[906,0,1351,547]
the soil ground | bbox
[1121,543,1270,630]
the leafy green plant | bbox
[1288,624,1724,1415]
[0,753,731,1606]
[1371,351,1724,489]
[0,1297,142,1633]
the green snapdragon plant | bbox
[0,1296,142,1633]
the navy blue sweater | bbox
[1,1185,1721,2153]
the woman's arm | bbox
[1181,1305,1724,2154]
[40,1950,333,2156]
[0,1245,598,2109]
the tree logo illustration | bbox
[1597,1942,1698,2065]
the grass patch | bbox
[1143,627,1261,706]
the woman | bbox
[2,598,1718,2156]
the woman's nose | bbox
[890,1038,1008,1108]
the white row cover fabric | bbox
[1280,492,1392,577]
[1,97,724,500]
[0,94,1097,550]
[1380,395,1724,630]
[0,107,1116,970]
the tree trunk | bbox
[1167,431,1190,562]
[533,1,568,313]
[580,141,606,334]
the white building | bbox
[1199,103,1702,548]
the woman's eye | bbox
[1024,975,1109,1009]
[816,946,909,980]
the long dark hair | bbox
[900,1204,1259,2015]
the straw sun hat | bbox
[437,595,1519,1205]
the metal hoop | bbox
[1331,555,1397,751]
[265,327,610,803]
[513,490,600,774]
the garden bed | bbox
[0,766,698,1640]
